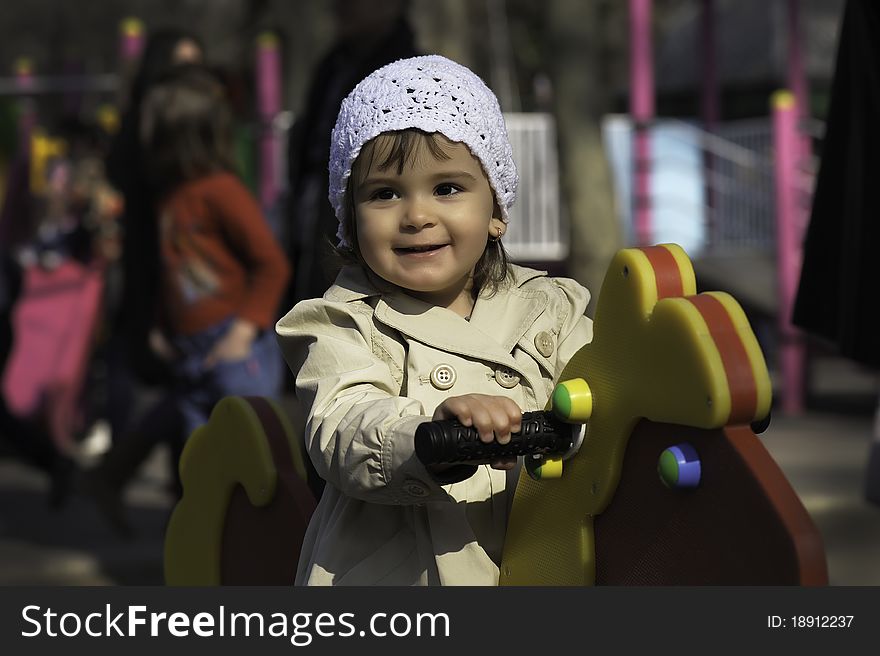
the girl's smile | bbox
[353,135,505,318]
[393,243,449,255]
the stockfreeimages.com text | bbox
[21,604,451,646]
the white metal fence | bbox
[707,118,777,253]
[501,112,565,262]
[604,115,821,257]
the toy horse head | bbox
[595,244,771,430]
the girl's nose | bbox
[401,197,436,230]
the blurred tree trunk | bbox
[412,0,476,69]
[545,0,622,316]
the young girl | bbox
[83,65,290,536]
[276,55,592,585]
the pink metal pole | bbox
[0,58,37,261]
[13,58,37,141]
[772,90,806,415]
[256,31,282,213]
[786,0,812,165]
[783,0,810,414]
[118,17,145,64]
[630,0,654,246]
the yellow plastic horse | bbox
[502,244,825,585]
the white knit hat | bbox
[329,55,518,246]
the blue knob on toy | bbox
[658,443,701,488]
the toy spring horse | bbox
[163,244,827,585]
[499,244,826,585]
[164,396,315,585]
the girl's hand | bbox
[432,394,522,471]
[204,319,257,368]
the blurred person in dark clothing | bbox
[84,65,290,538]
[77,29,206,533]
[284,0,418,304]
[104,29,205,439]
[792,0,880,506]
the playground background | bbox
[1,0,878,585]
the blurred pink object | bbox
[119,17,146,63]
[256,32,282,211]
[2,260,104,452]
[772,90,806,415]
[629,0,654,245]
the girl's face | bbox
[353,135,505,317]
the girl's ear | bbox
[488,216,506,240]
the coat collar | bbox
[326,265,550,369]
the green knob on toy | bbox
[525,455,564,481]
[551,378,593,422]
[658,443,701,489]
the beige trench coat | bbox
[276,264,592,585]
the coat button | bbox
[429,364,457,390]
[534,331,555,357]
[494,367,520,388]
[403,479,429,497]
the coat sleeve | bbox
[276,298,464,505]
[549,277,594,379]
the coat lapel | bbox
[375,295,520,369]
[468,274,549,354]
[328,265,551,373]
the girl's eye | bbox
[435,184,461,197]
[371,188,398,201]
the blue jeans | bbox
[170,318,283,438]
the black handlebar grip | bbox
[414,410,575,466]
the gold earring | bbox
[490,226,503,243]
